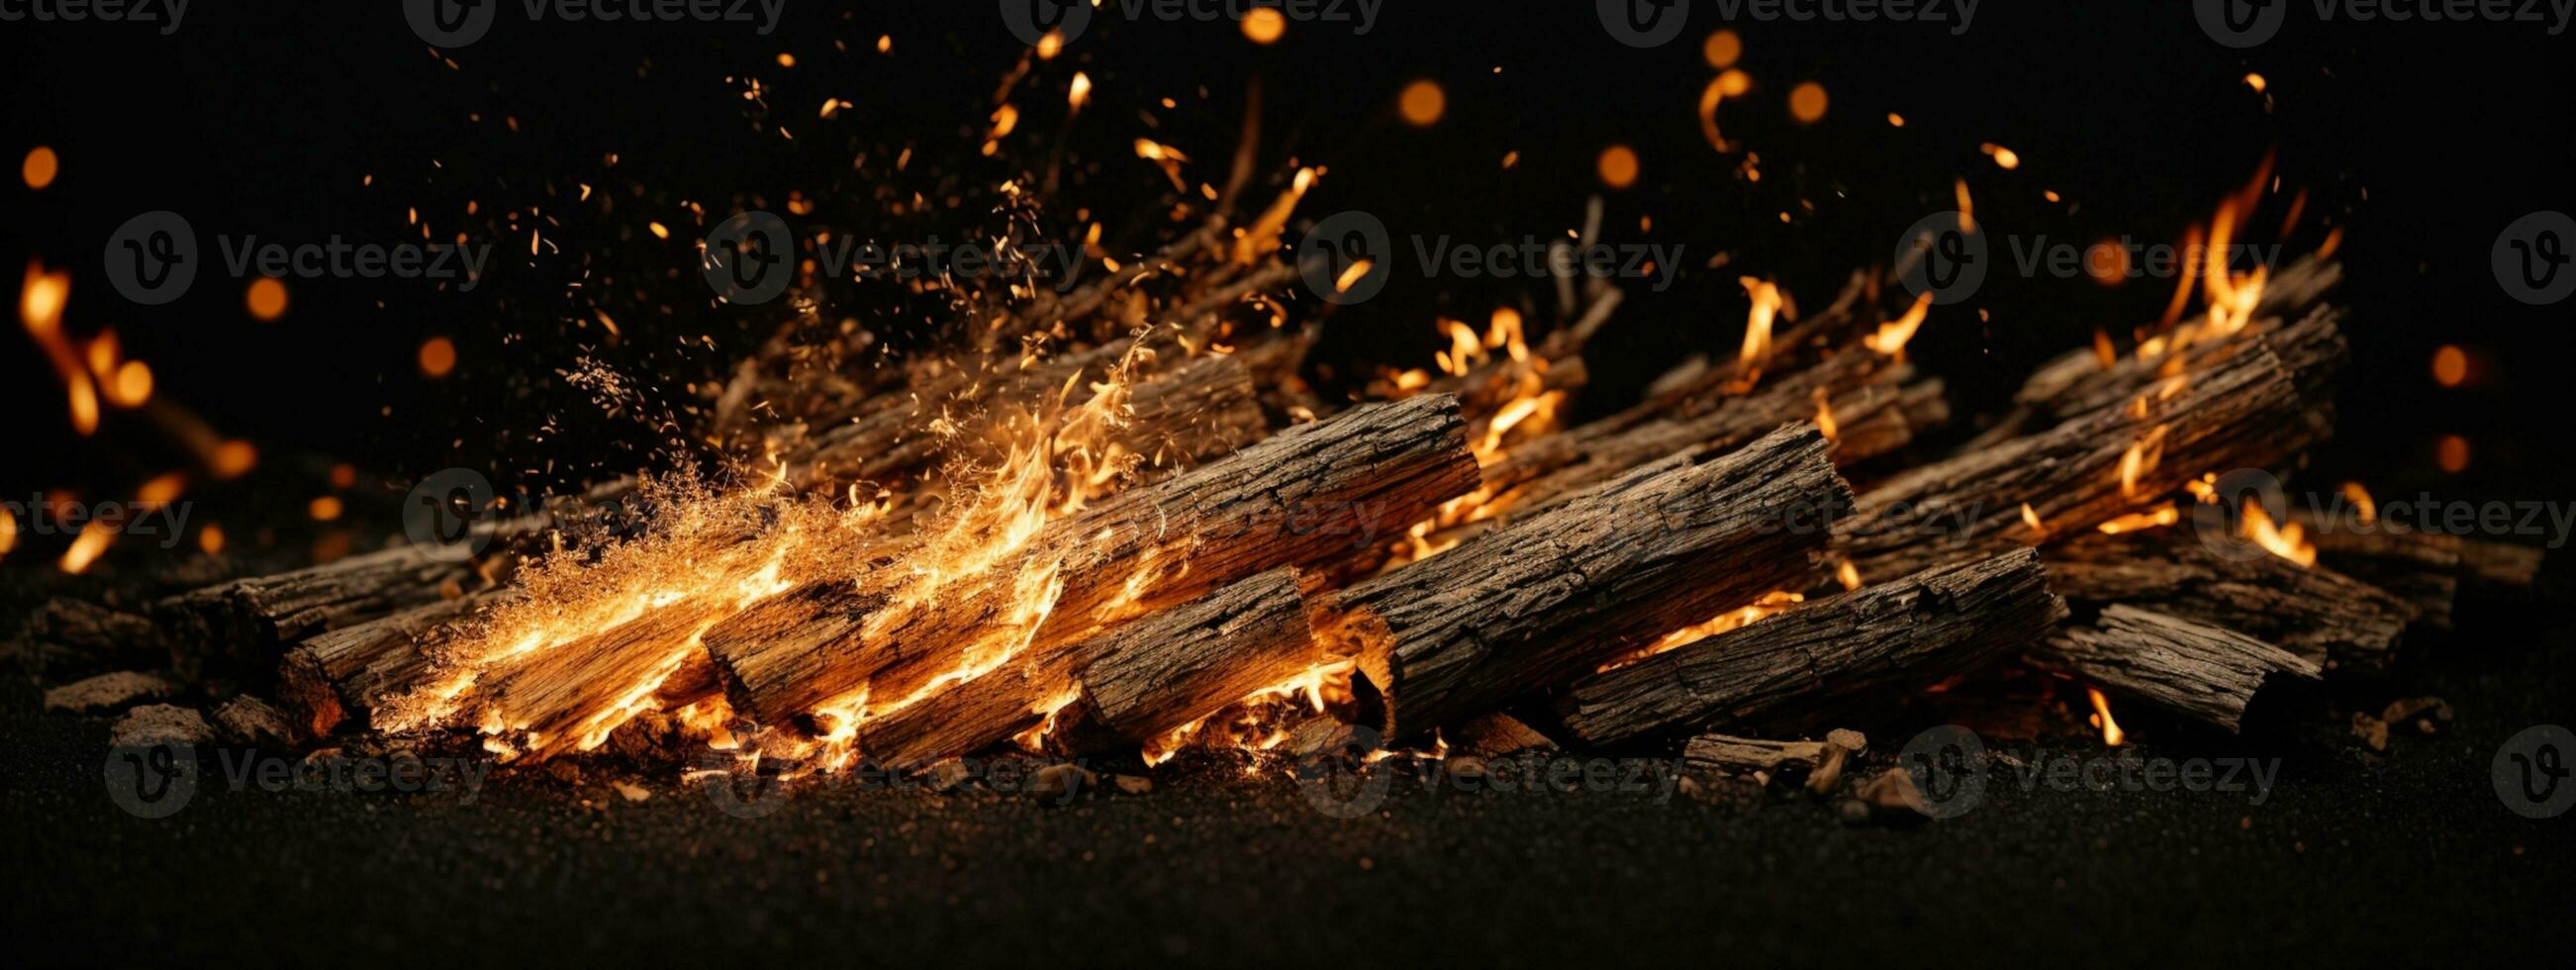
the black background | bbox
[4,0,2572,555]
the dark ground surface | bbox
[6,585,2573,967]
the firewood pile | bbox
[25,174,2545,810]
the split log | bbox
[277,593,487,737]
[1045,570,1320,758]
[2036,604,2322,732]
[1314,425,1856,738]
[1835,311,2346,580]
[157,544,478,681]
[2289,509,2545,624]
[1682,729,1865,776]
[2042,531,2414,674]
[1554,549,2064,746]
[857,569,1309,768]
[704,393,1479,725]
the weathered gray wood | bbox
[2036,604,2322,732]
[1318,425,1856,738]
[1554,549,2064,745]
[2043,531,2413,674]
[1682,731,1865,776]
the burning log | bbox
[2287,509,2546,628]
[2037,604,2322,733]
[157,545,479,681]
[1553,549,2065,746]
[857,569,1310,768]
[1973,256,2343,446]
[277,593,487,737]
[1315,425,1856,738]
[704,393,1479,725]
[1835,311,2346,580]
[1045,570,1321,758]
[2042,531,2413,674]
[783,347,1268,494]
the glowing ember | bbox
[1597,145,1640,190]
[23,146,57,189]
[2095,503,2179,534]
[1600,591,1806,673]
[1399,80,1445,127]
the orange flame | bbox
[2086,687,2125,747]
[20,262,97,436]
[2239,499,2317,566]
[1863,294,1932,357]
